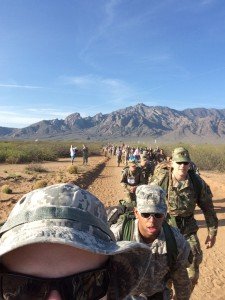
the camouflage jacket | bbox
[111,219,191,300]
[140,163,155,184]
[121,167,144,191]
[150,168,218,237]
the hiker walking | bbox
[121,159,144,205]
[116,146,122,167]
[82,144,89,165]
[70,145,76,165]
[150,147,218,291]
[110,184,191,299]
[139,156,155,184]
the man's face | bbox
[172,160,190,178]
[140,160,147,167]
[134,209,164,243]
[129,164,136,172]
[1,243,108,300]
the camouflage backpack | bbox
[107,200,178,271]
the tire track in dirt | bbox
[86,156,125,207]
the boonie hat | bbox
[172,147,191,163]
[0,183,152,298]
[135,184,167,215]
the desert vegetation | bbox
[1,141,225,171]
[0,141,102,163]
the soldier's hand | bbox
[130,186,137,193]
[205,235,216,248]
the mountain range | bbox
[1,103,225,143]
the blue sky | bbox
[1,0,225,128]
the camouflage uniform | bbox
[0,183,154,300]
[82,145,89,165]
[111,185,191,300]
[140,160,155,184]
[121,164,143,203]
[150,148,218,288]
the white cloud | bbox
[0,83,42,89]
[0,114,42,128]
[64,74,134,104]
[0,106,72,128]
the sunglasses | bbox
[176,162,189,165]
[140,212,164,219]
[0,264,110,300]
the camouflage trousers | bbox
[124,190,136,204]
[185,232,203,289]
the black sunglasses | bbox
[0,264,110,300]
[176,161,189,165]
[140,212,164,219]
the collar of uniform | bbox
[171,173,190,188]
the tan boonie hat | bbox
[172,147,191,163]
[0,183,152,298]
[135,184,167,215]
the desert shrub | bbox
[0,140,102,163]
[1,184,12,194]
[33,180,48,189]
[157,143,225,172]
[5,174,22,182]
[25,164,48,173]
[0,152,6,163]
[67,165,78,174]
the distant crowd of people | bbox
[102,144,167,167]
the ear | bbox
[133,208,138,218]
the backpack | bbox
[107,201,178,271]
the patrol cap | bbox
[0,183,150,257]
[172,147,191,163]
[135,184,167,215]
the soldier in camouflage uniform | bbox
[111,185,191,300]
[121,159,144,204]
[150,147,218,290]
[0,183,153,300]
[139,156,155,184]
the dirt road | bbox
[0,155,225,299]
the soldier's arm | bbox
[197,178,218,237]
[170,228,192,300]
[121,170,130,191]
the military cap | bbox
[135,184,167,215]
[0,183,153,298]
[0,183,152,257]
[172,147,191,163]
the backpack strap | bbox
[162,221,178,271]
[188,169,203,201]
[122,213,136,241]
